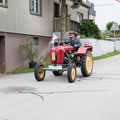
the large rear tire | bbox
[67,64,77,83]
[53,71,63,76]
[34,63,46,81]
[81,51,93,77]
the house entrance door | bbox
[0,36,5,74]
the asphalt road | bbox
[0,55,120,120]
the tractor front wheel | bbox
[67,64,77,83]
[53,71,63,76]
[81,51,93,77]
[34,63,46,81]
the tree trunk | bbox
[61,0,66,41]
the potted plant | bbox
[20,37,38,68]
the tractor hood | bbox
[50,46,73,52]
[50,46,73,64]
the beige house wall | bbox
[4,33,50,73]
[0,0,54,37]
[0,0,95,38]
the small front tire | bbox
[67,64,77,83]
[34,63,46,81]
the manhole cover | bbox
[0,86,36,94]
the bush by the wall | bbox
[81,19,101,39]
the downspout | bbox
[88,7,90,20]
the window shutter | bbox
[40,0,42,16]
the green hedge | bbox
[81,19,101,39]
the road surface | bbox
[0,55,120,120]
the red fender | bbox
[77,46,93,55]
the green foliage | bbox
[110,34,120,38]
[119,25,120,30]
[9,57,51,74]
[81,34,86,38]
[59,0,82,9]
[106,21,113,31]
[105,30,111,35]
[9,66,34,74]
[81,19,101,39]
[71,0,82,8]
[101,35,107,39]
[19,37,38,63]
[94,51,120,60]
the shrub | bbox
[106,22,113,31]
[81,19,101,39]
[19,36,38,63]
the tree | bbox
[106,22,113,31]
[81,19,101,39]
[60,0,82,41]
[119,25,120,32]
[105,30,111,35]
[61,0,66,41]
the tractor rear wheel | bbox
[34,63,46,81]
[67,64,77,83]
[81,51,93,77]
[53,71,63,76]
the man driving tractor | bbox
[65,31,81,51]
[34,31,93,83]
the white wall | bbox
[80,38,120,57]
[0,0,54,37]
[115,41,120,51]
[89,15,95,22]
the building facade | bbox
[0,0,96,73]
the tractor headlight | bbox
[52,52,56,61]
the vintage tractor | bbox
[34,39,93,83]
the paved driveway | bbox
[0,55,120,120]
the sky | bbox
[89,0,120,30]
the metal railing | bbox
[89,9,96,16]
[54,17,81,34]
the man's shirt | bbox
[65,37,81,47]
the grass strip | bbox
[93,51,120,60]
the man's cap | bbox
[69,31,78,35]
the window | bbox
[54,3,60,17]
[0,0,6,6]
[30,0,41,15]
[65,5,68,16]
[77,13,83,24]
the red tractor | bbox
[34,39,93,83]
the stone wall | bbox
[80,38,120,57]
